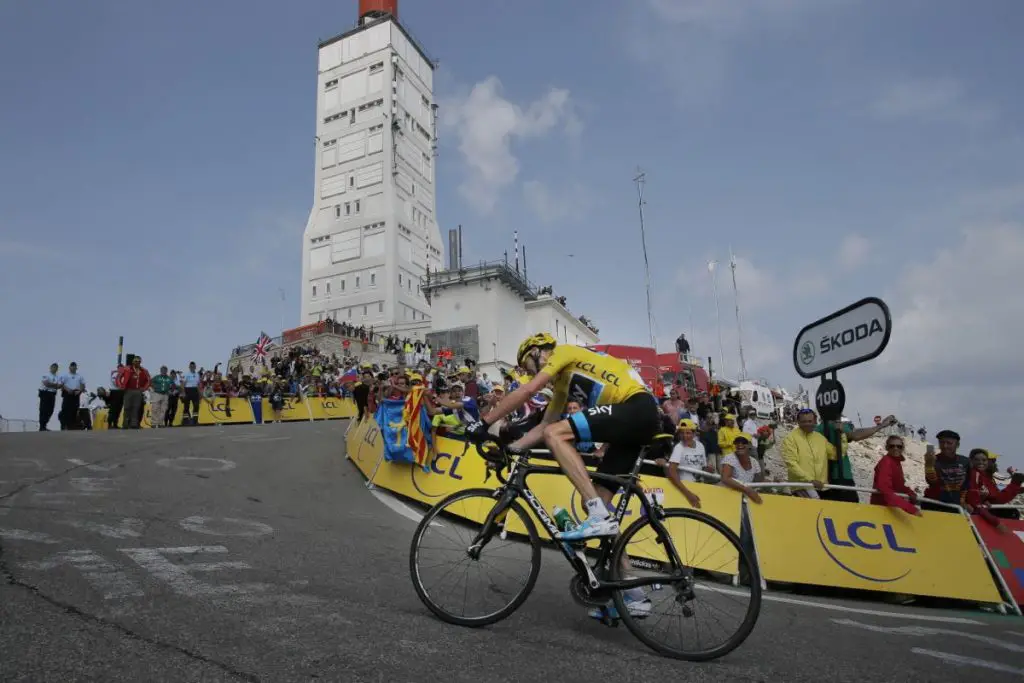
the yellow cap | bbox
[677,419,698,431]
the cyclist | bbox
[466,332,661,541]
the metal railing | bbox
[0,418,40,433]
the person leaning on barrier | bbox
[780,408,834,498]
[870,436,921,516]
[922,429,970,512]
[965,448,1023,533]
[719,435,764,504]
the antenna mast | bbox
[633,168,656,348]
[729,248,748,381]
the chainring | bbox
[568,574,613,608]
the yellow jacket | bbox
[781,428,835,483]
[718,426,743,455]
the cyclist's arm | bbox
[481,371,553,427]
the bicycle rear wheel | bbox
[610,508,761,661]
[409,487,541,627]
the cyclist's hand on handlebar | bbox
[465,420,490,443]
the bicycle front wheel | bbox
[610,507,761,661]
[409,487,541,627]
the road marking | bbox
[66,459,133,472]
[833,619,1024,653]
[155,457,237,472]
[911,648,1024,676]
[1007,631,1024,639]
[69,477,119,493]
[179,516,274,538]
[120,546,269,597]
[700,586,985,624]
[59,518,144,539]
[8,458,48,471]
[0,528,60,544]
[22,550,144,599]
[369,489,432,525]
[226,435,292,443]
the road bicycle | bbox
[408,437,762,661]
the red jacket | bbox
[966,469,1022,508]
[116,366,151,391]
[871,454,918,515]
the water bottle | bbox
[552,506,577,533]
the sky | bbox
[1,0,1022,466]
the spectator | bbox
[77,391,94,430]
[922,429,969,512]
[181,361,201,425]
[719,435,763,503]
[149,366,173,428]
[717,414,742,459]
[667,419,710,483]
[165,370,181,426]
[870,435,920,516]
[38,362,60,431]
[117,356,151,429]
[59,362,86,430]
[741,407,759,448]
[965,448,1023,530]
[817,414,897,503]
[107,363,125,429]
[780,408,834,498]
[662,388,685,424]
[675,332,691,357]
[679,398,701,425]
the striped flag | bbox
[251,331,274,363]
[403,385,433,468]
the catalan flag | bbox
[403,385,433,469]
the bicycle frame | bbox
[472,446,688,593]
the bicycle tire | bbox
[610,507,761,661]
[409,487,542,627]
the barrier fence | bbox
[345,416,1023,615]
[93,396,357,429]
[0,418,40,433]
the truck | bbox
[587,344,711,401]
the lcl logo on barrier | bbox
[815,510,916,583]
[411,452,465,498]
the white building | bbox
[423,262,600,376]
[300,1,444,334]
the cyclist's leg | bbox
[542,420,604,503]
[593,447,650,610]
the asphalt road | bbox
[1,421,1022,682]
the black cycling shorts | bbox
[567,393,661,479]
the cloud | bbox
[868,78,997,127]
[522,180,591,224]
[628,0,847,106]
[440,77,582,213]
[838,222,1024,463]
[676,253,829,311]
[839,233,871,272]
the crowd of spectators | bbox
[34,339,1024,537]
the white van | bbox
[736,381,777,420]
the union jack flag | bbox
[251,331,274,363]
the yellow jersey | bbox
[538,345,648,413]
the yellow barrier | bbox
[93,397,355,428]
[346,418,743,574]
[347,417,1007,603]
[746,494,1001,602]
[261,396,312,422]
[308,397,357,420]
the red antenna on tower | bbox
[359,0,398,24]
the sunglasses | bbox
[887,443,905,450]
